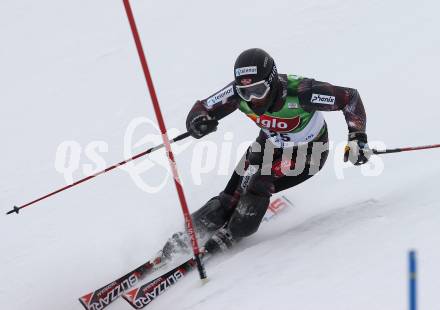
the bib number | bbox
[269,131,292,142]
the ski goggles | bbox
[236,79,271,101]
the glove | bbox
[344,132,372,165]
[187,112,218,139]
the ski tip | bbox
[6,206,20,215]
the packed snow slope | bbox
[1,0,440,309]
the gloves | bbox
[344,132,372,165]
[187,112,218,139]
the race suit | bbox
[186,73,367,250]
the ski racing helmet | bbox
[234,48,279,115]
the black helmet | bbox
[234,48,279,115]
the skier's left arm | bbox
[298,78,371,165]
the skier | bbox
[166,48,371,257]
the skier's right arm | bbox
[186,82,241,139]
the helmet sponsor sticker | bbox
[235,66,258,77]
[206,85,234,107]
[263,56,269,67]
[311,94,335,105]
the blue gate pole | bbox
[409,250,417,310]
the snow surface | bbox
[1,0,440,309]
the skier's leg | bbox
[161,191,238,259]
[191,191,238,234]
[204,171,274,254]
[202,132,274,253]
[204,148,330,255]
[228,171,274,238]
[204,130,329,254]
[189,132,268,235]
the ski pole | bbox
[373,143,440,155]
[6,132,191,215]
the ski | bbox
[122,257,197,309]
[78,255,167,310]
[122,195,293,309]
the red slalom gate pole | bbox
[122,0,207,280]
